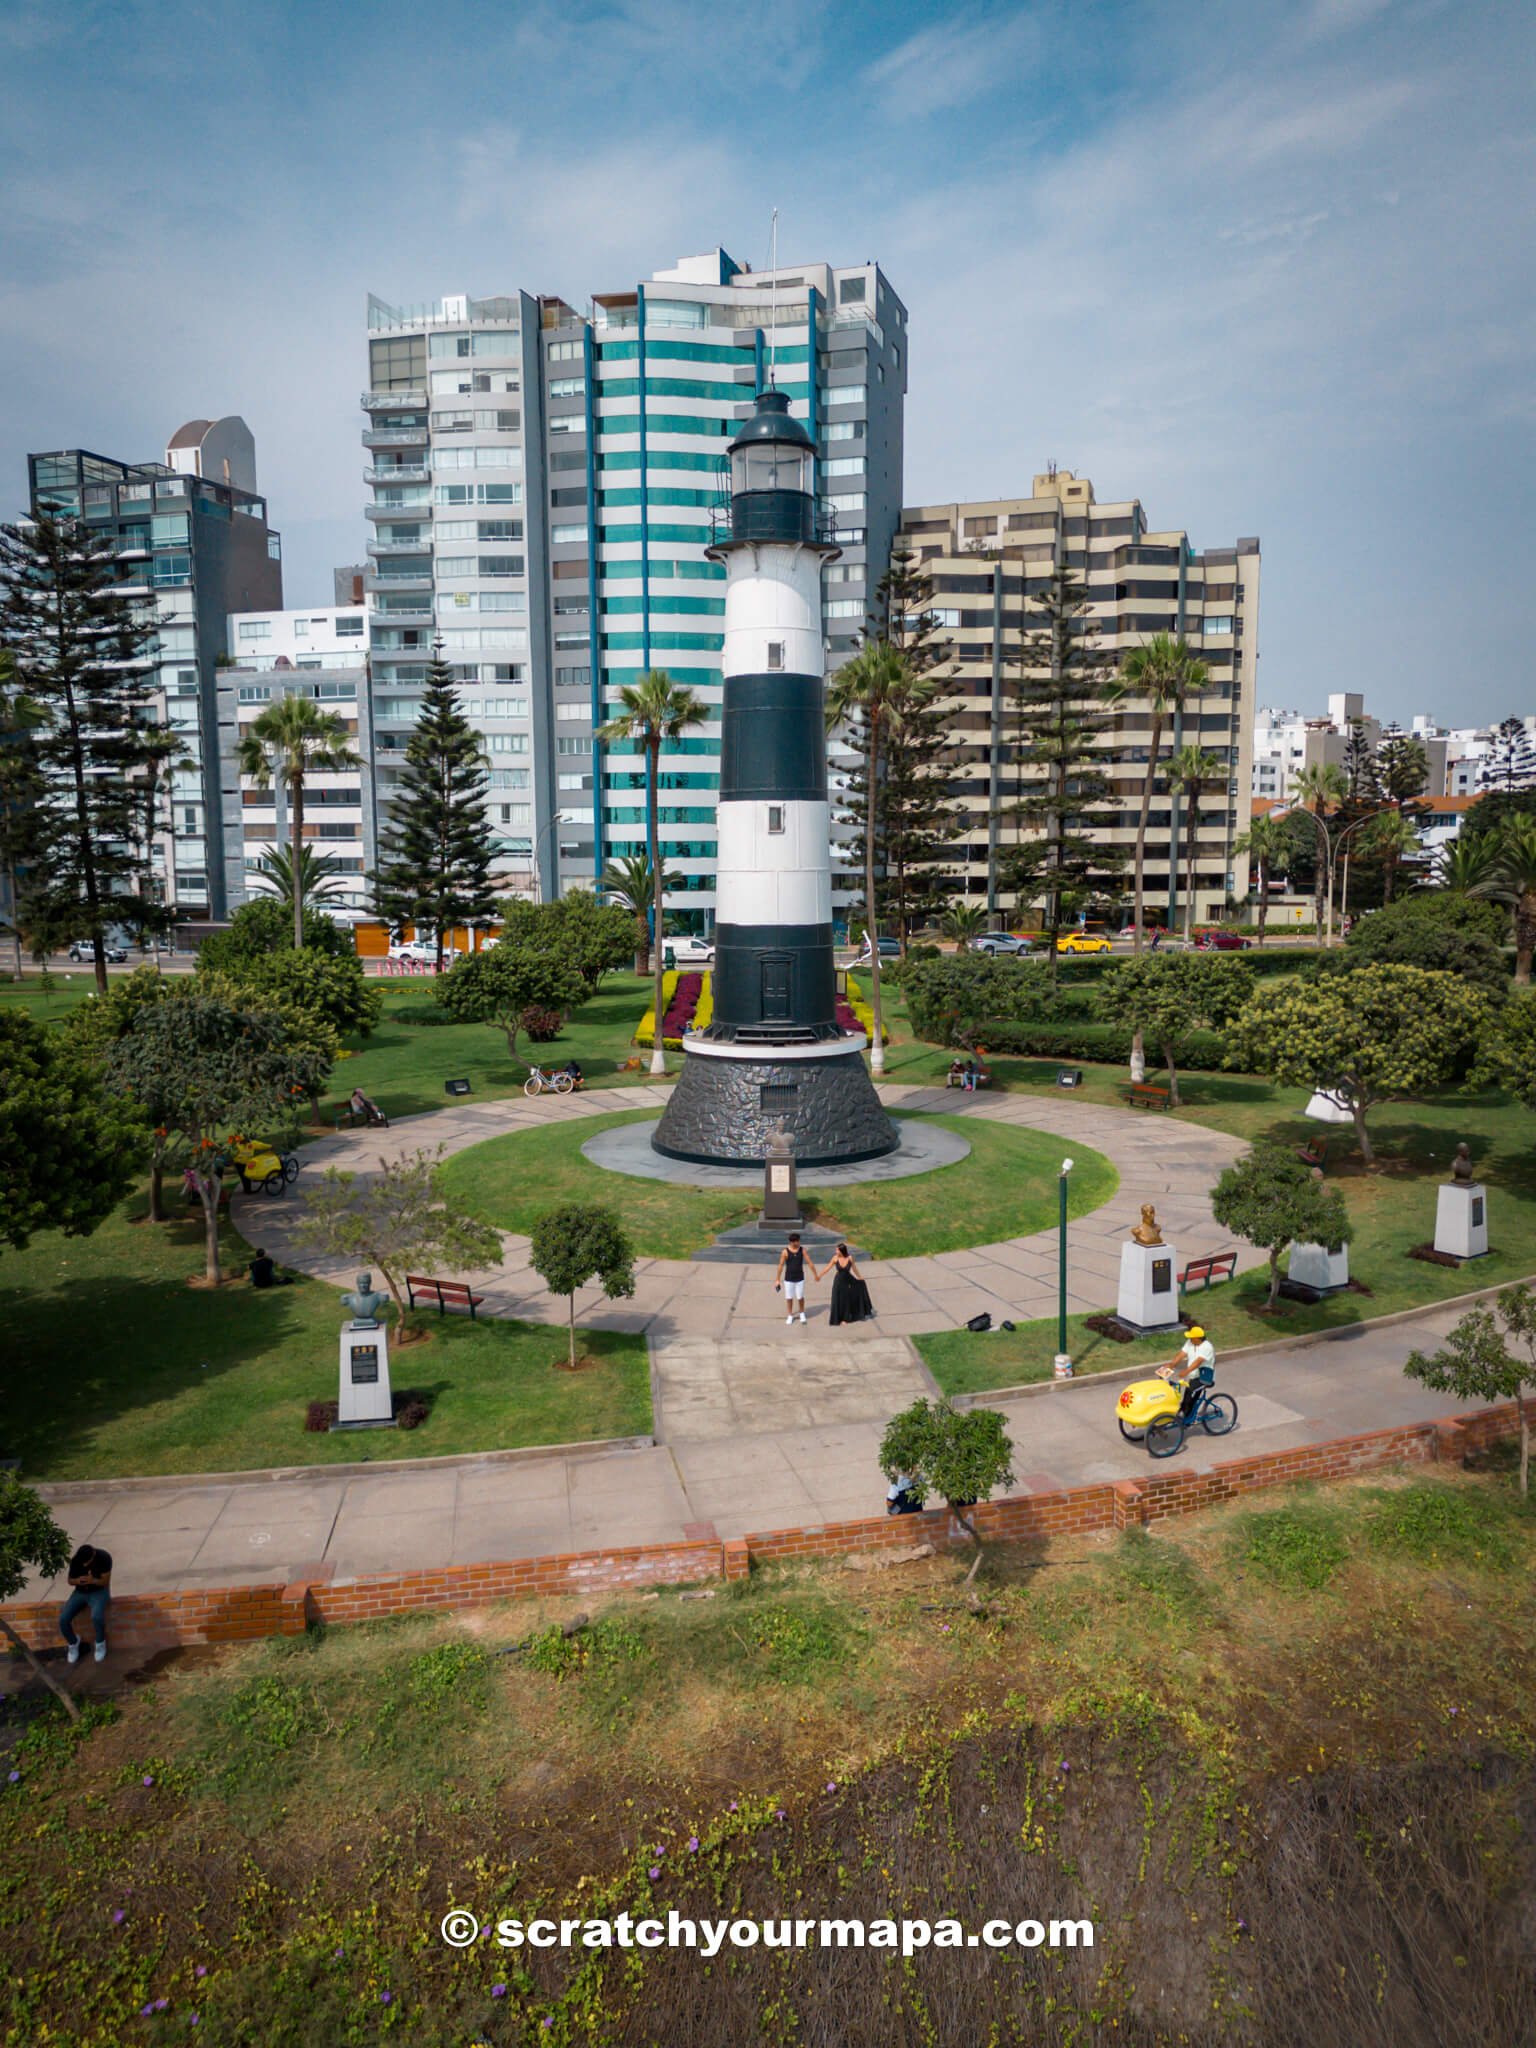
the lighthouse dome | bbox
[720,388,825,548]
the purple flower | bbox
[112,1909,126,1925]
[542,2021,554,2031]
[334,1948,344,1959]
[142,1774,155,1788]
[6,1770,18,1784]
[728,1801,738,1811]
[687,1835,699,1852]
[194,1966,207,1979]
[648,1865,660,1878]
[1060,1761,1071,1774]
[491,1984,507,1998]
[380,1991,392,2004]
[825,1781,836,1793]
[775,1808,786,1821]
[140,2006,154,2019]
[154,2000,169,2013]
[190,2018,199,2028]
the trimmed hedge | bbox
[964,1019,1232,1069]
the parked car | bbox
[1194,928,1250,952]
[972,932,1033,956]
[1056,932,1113,956]
[67,940,127,963]
[388,940,462,966]
[853,935,902,961]
[664,934,715,967]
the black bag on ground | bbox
[965,1312,992,1333]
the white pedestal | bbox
[1287,1240,1350,1292]
[336,1321,394,1428]
[1434,1183,1489,1260]
[1117,1240,1181,1333]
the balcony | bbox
[362,426,428,451]
[369,604,435,627]
[367,537,430,556]
[365,465,430,486]
[365,500,429,521]
[362,388,426,410]
[366,571,432,592]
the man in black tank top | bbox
[774,1234,808,1325]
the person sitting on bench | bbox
[349,1086,385,1126]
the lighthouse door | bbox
[760,955,793,1022]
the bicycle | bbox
[523,1065,575,1098]
[1145,1381,1239,1458]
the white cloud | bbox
[864,6,1043,119]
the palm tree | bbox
[1233,811,1288,946]
[1167,744,1224,942]
[1366,807,1422,908]
[940,900,988,951]
[597,670,707,1073]
[827,642,926,1076]
[1103,634,1208,950]
[237,694,359,948]
[1291,763,1348,942]
[1436,834,1500,894]
[599,851,683,973]
[1474,817,1536,984]
[257,841,350,917]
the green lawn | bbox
[2,1194,651,1481]
[438,1106,1118,1260]
[917,1082,1536,1396]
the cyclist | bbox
[1161,1323,1215,1416]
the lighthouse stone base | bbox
[652,1044,898,1169]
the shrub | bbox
[902,954,1051,1045]
[519,1005,565,1042]
[1237,1505,1349,1589]
[408,1640,490,1708]
[963,1020,1232,1068]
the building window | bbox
[556,703,588,721]
[838,276,866,305]
[552,524,589,544]
[767,641,784,670]
[767,805,784,834]
[826,385,866,407]
[237,620,271,641]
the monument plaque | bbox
[760,1122,804,1230]
[1116,1208,1182,1334]
[334,1271,395,1428]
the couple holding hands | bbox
[772,1234,875,1327]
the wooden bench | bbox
[1123,1083,1172,1110]
[405,1274,486,1319]
[1295,1138,1327,1170]
[945,1067,993,1090]
[335,1104,390,1132]
[1178,1251,1238,1292]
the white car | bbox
[388,941,462,966]
[664,935,715,967]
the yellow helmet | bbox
[1186,1326,1205,1342]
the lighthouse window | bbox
[767,806,785,835]
[766,641,785,670]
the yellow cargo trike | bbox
[1116,1366,1238,1459]
[218,1136,300,1198]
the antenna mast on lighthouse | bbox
[768,207,779,389]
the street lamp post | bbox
[1054,1158,1075,1379]
[530,810,566,904]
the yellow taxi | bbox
[1056,931,1113,955]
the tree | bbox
[1233,811,1288,945]
[998,565,1120,983]
[437,946,586,1065]
[197,896,355,973]
[1342,718,1381,808]
[1103,633,1208,950]
[878,1397,1015,1586]
[298,1146,504,1339]
[1210,1144,1353,1310]
[901,952,1051,1046]
[65,966,186,1220]
[1436,834,1502,895]
[1460,787,1536,845]
[0,510,173,993]
[0,1009,140,1252]
[939,901,988,950]
[826,642,925,1072]
[497,891,636,995]
[370,646,497,968]
[1473,816,1536,985]
[1225,964,1490,1164]
[528,1203,636,1369]
[200,945,382,1046]
[1478,718,1536,795]
[104,984,328,1283]
[834,550,957,947]
[1339,899,1508,997]
[598,852,681,974]
[1095,953,1254,1107]
[1477,988,1536,1108]
[0,1473,78,1722]
[1366,807,1423,908]
[1373,730,1431,808]
[236,693,359,950]
[1291,764,1348,941]
[1406,1285,1536,1497]
[1167,744,1225,942]
[0,653,49,978]
[253,841,351,922]
[597,671,707,1076]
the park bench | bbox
[1295,1137,1327,1170]
[1123,1083,1172,1111]
[946,1064,993,1090]
[405,1274,486,1320]
[1178,1251,1238,1292]
[335,1103,390,1131]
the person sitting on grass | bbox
[59,1546,113,1665]
[248,1247,292,1290]
[563,1059,585,1091]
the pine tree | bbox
[997,565,1120,977]
[370,645,497,970]
[0,510,172,993]
[832,550,957,946]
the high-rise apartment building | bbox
[27,428,282,919]
[899,472,1259,927]
[221,604,374,915]
[359,252,906,925]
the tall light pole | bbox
[1054,1158,1075,1379]
[531,810,566,904]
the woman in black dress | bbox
[820,1242,874,1326]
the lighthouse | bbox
[652,388,898,1168]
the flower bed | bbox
[635,971,714,1050]
[841,976,888,1045]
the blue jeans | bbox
[59,1587,110,1646]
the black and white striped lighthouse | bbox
[652,389,897,1168]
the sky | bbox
[0,0,1530,727]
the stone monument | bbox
[1116,1204,1182,1334]
[335,1271,395,1429]
[760,1122,803,1231]
[1434,1143,1489,1261]
[1287,1239,1350,1293]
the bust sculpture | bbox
[340,1271,388,1326]
[1131,1204,1164,1247]
[1452,1142,1474,1184]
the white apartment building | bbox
[220,605,376,914]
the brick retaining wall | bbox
[3,1405,1523,1656]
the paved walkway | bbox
[238,1081,1261,1345]
[23,1295,1507,1602]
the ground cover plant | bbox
[438,1107,1119,1261]
[0,1192,649,1481]
[1,1462,1533,2045]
